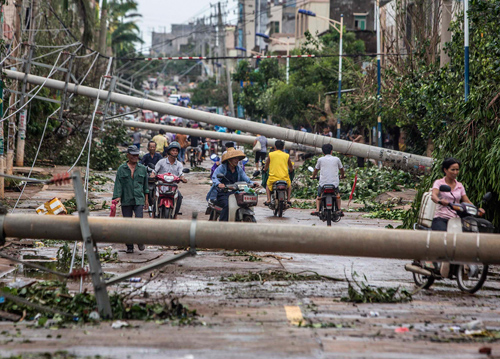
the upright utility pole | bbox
[464,0,469,102]
[16,0,37,167]
[218,2,235,117]
[7,0,23,174]
[99,0,108,55]
[376,0,382,149]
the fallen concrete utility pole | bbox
[4,69,433,169]
[118,119,322,154]
[3,215,500,264]
[115,81,165,102]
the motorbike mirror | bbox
[483,192,493,203]
[147,163,155,169]
[216,173,225,179]
[210,154,218,161]
[252,170,261,178]
[439,185,452,192]
[182,168,190,174]
[307,166,314,173]
[242,157,249,164]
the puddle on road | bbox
[21,254,59,280]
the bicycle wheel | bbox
[457,264,488,294]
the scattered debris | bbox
[111,320,130,329]
[395,327,410,333]
[35,198,67,215]
[341,272,412,303]
[221,270,343,283]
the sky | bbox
[135,0,238,54]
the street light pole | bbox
[337,15,343,139]
[286,37,290,84]
[256,33,290,84]
[376,0,382,148]
[297,9,343,138]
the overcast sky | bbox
[135,0,237,54]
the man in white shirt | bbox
[310,144,345,216]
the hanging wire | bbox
[0,50,70,124]
[11,52,99,212]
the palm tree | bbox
[107,0,143,57]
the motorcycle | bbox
[317,184,341,226]
[267,180,289,217]
[406,184,494,293]
[207,173,259,222]
[188,146,202,168]
[153,168,190,219]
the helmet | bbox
[165,141,181,155]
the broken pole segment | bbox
[3,215,500,264]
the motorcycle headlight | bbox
[466,207,478,216]
[164,175,174,182]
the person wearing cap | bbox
[206,148,258,221]
[155,141,187,218]
[112,145,149,253]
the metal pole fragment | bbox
[3,69,434,169]
[71,171,112,318]
[4,215,500,264]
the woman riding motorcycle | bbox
[206,148,258,221]
[430,157,484,231]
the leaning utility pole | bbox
[4,69,434,169]
[218,2,235,117]
[7,0,23,174]
[99,0,108,55]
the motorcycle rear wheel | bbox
[456,264,488,294]
[326,209,332,226]
[278,201,284,218]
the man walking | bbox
[175,132,188,163]
[140,141,162,167]
[112,145,149,253]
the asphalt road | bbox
[1,161,500,358]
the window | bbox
[270,21,280,35]
[354,15,367,30]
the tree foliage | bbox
[402,0,500,229]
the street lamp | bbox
[464,0,469,102]
[298,9,343,139]
[256,32,290,84]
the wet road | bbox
[1,163,500,358]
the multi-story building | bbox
[295,0,331,47]
[151,23,195,56]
